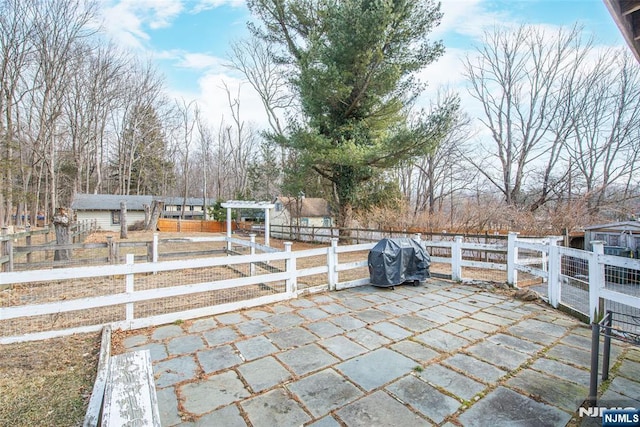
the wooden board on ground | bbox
[101,349,160,427]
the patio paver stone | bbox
[115,280,637,427]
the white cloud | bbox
[419,47,468,93]
[415,1,513,117]
[154,49,228,70]
[178,53,227,70]
[415,46,489,136]
[433,0,510,40]
[166,72,270,131]
[100,2,149,49]
[146,0,183,29]
[99,0,184,49]
[191,0,246,13]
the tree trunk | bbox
[120,201,128,239]
[143,204,150,227]
[53,207,70,261]
[145,200,163,231]
[337,201,353,242]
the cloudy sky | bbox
[97,0,628,130]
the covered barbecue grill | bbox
[368,238,430,288]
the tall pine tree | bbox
[248,0,458,234]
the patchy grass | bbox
[0,333,100,427]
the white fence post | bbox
[327,238,339,290]
[264,209,270,247]
[284,242,296,294]
[541,247,548,280]
[152,233,159,263]
[547,239,560,308]
[452,236,463,282]
[126,254,135,323]
[249,234,256,276]
[507,232,519,287]
[589,241,605,323]
[226,207,232,252]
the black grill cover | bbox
[368,238,431,287]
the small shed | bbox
[583,221,640,253]
[71,194,153,232]
[71,194,210,231]
[271,196,333,228]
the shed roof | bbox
[71,194,154,211]
[71,194,210,211]
[584,221,640,231]
[163,197,206,206]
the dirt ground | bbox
[0,231,336,426]
[0,332,100,427]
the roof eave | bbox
[603,0,640,63]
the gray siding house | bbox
[71,194,207,232]
[162,197,206,219]
[270,196,333,228]
[71,194,153,232]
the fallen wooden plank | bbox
[83,326,112,427]
[101,350,160,427]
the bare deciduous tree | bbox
[30,0,97,215]
[222,82,258,198]
[395,90,474,220]
[174,99,197,218]
[112,60,164,195]
[463,24,590,209]
[565,49,640,214]
[0,0,33,227]
[228,35,295,138]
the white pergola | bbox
[220,200,276,248]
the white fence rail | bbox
[1,232,639,343]
[511,234,640,327]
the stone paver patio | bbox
[119,279,640,426]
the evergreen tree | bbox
[247,141,281,200]
[248,0,458,234]
[115,104,173,195]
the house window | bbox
[301,218,309,226]
[595,233,605,242]
[609,235,619,246]
[323,217,331,227]
[111,211,120,225]
[275,202,283,212]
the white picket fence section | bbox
[1,232,639,343]
[509,233,640,325]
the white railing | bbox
[1,233,639,343]
[508,233,640,324]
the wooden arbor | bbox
[221,200,275,248]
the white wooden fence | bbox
[1,232,639,343]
